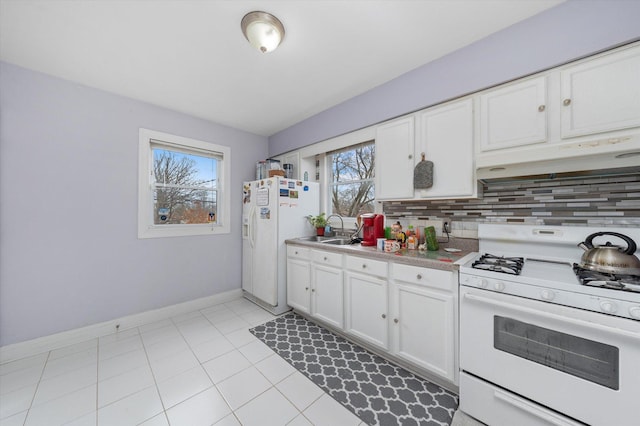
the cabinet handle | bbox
[305,287,309,291]
[312,289,315,292]
[295,251,298,255]
[324,256,328,261]
[416,274,422,280]
[408,154,413,159]
[538,105,545,112]
[362,264,367,269]
[563,98,571,106]
[394,318,399,324]
[381,314,386,319]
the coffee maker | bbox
[361,214,385,246]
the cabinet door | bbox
[311,264,344,329]
[417,99,476,198]
[479,77,547,151]
[390,281,456,382]
[561,44,640,138]
[287,258,311,314]
[375,116,415,200]
[344,271,388,349]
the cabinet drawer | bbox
[392,263,454,291]
[287,245,310,260]
[312,249,343,267]
[460,373,583,426]
[345,255,388,278]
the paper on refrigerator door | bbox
[256,188,269,206]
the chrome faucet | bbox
[326,214,344,235]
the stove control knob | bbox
[478,279,488,289]
[493,281,505,292]
[540,289,555,301]
[600,301,618,314]
[629,307,640,319]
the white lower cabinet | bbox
[344,256,389,350]
[390,278,456,383]
[390,264,457,383]
[287,246,458,387]
[287,246,344,328]
[311,263,344,329]
[310,249,344,329]
[286,246,311,314]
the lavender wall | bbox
[269,0,640,155]
[0,62,268,346]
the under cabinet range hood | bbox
[476,134,640,180]
[477,165,640,186]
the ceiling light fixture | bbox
[241,11,285,53]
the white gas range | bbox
[458,224,640,426]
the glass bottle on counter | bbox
[406,225,417,250]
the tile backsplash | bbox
[383,171,640,239]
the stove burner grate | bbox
[472,254,524,275]
[573,264,640,293]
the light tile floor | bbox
[0,298,366,426]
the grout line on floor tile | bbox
[22,349,51,422]
[95,335,100,423]
[138,324,169,423]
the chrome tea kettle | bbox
[578,231,640,275]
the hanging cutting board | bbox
[413,152,433,189]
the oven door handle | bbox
[493,388,583,426]
[463,292,639,341]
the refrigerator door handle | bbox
[249,206,256,248]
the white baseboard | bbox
[0,289,243,364]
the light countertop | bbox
[286,237,478,272]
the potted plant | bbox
[307,213,328,236]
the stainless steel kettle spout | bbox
[578,241,592,251]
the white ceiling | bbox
[0,0,564,136]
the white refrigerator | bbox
[242,177,319,314]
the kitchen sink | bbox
[296,236,355,245]
[297,236,333,242]
[321,238,353,245]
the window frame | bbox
[138,128,231,238]
[326,140,375,220]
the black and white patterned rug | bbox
[249,313,458,426]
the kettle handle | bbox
[583,232,637,255]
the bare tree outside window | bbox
[153,148,218,225]
[330,142,375,217]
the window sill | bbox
[138,223,230,239]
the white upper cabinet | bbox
[417,99,476,198]
[283,43,640,188]
[479,76,547,151]
[476,42,640,178]
[561,44,640,139]
[375,116,415,200]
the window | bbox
[329,141,375,217]
[138,129,230,238]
